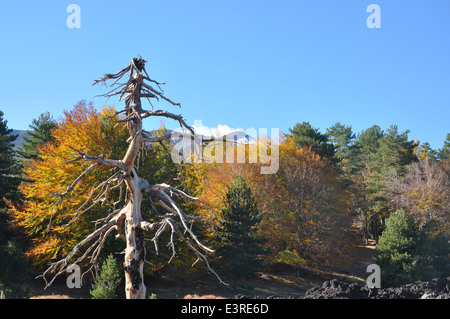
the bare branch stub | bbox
[41,57,227,298]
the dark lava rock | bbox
[301,277,450,299]
[232,277,450,299]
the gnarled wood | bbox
[41,57,227,299]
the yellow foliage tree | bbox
[10,101,129,268]
[185,135,354,269]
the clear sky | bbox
[1,0,449,150]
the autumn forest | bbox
[0,97,449,298]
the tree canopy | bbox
[216,176,265,289]
[0,111,20,245]
[9,102,129,267]
[289,121,335,160]
[16,111,56,164]
[2,98,448,292]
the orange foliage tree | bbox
[185,135,354,270]
[12,57,229,299]
[10,101,129,268]
[265,136,354,268]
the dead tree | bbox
[40,57,226,299]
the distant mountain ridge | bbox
[9,128,255,151]
[11,130,28,149]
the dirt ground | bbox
[28,267,317,299]
[346,238,377,278]
[146,238,377,299]
[26,239,377,299]
[29,274,91,299]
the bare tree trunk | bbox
[123,198,146,297]
[39,57,228,299]
[117,60,146,299]
[121,169,144,298]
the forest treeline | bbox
[0,102,449,297]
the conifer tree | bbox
[289,121,335,160]
[0,111,20,202]
[374,209,450,286]
[0,239,29,299]
[16,111,56,163]
[0,111,20,245]
[90,254,121,299]
[347,125,417,243]
[326,122,355,163]
[374,209,418,286]
[438,133,450,161]
[217,176,265,289]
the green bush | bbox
[0,239,30,299]
[90,254,121,299]
[374,210,449,286]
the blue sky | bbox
[1,1,449,150]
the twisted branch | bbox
[41,57,227,296]
[39,210,126,289]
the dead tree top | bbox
[40,57,228,292]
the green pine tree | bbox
[325,122,356,181]
[326,122,355,163]
[374,210,449,286]
[348,125,417,243]
[374,210,418,286]
[216,176,266,290]
[0,111,20,245]
[351,125,384,176]
[289,121,335,160]
[370,125,417,178]
[90,254,122,299]
[16,111,56,163]
[438,133,450,161]
[0,111,20,200]
[0,239,30,299]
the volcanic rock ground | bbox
[234,277,450,299]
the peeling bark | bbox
[123,171,147,299]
